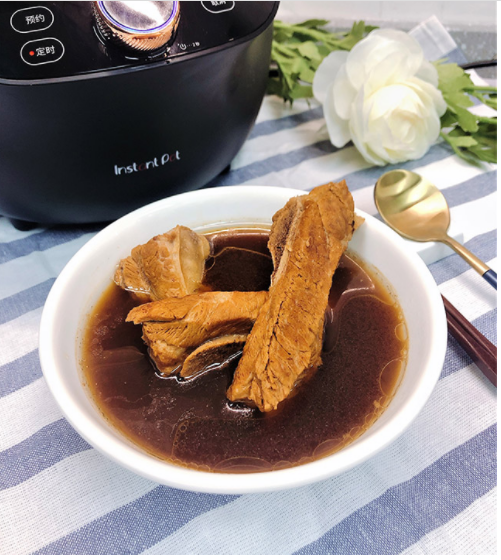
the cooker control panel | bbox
[0,1,278,82]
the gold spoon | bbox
[374,169,497,289]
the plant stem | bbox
[273,42,297,58]
[274,20,341,36]
[477,116,497,124]
[273,20,346,46]
[463,85,497,92]
[440,132,458,153]
[440,132,468,160]
[469,91,497,110]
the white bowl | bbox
[39,186,447,494]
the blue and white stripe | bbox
[0,18,496,555]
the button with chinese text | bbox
[11,6,54,33]
[201,1,235,14]
[21,38,65,65]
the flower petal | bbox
[346,28,424,89]
[365,82,441,164]
[415,59,439,87]
[323,83,351,148]
[345,33,387,89]
[406,77,447,116]
[333,63,358,119]
[349,89,387,166]
[363,50,414,97]
[313,50,349,104]
[370,29,423,68]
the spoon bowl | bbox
[374,170,451,241]
[375,170,497,289]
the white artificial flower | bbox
[313,29,447,166]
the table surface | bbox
[0,17,496,555]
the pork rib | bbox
[227,181,356,412]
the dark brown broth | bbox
[80,229,407,473]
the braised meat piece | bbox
[227,181,356,412]
[127,291,268,375]
[114,255,152,303]
[114,225,210,302]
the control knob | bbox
[94,1,180,52]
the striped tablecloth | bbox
[0,17,496,555]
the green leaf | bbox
[274,29,294,43]
[266,77,285,97]
[437,59,497,163]
[437,62,474,93]
[468,145,497,163]
[335,20,368,50]
[436,63,463,82]
[290,83,314,99]
[317,44,331,58]
[441,122,497,164]
[445,100,479,133]
[444,134,478,148]
[476,122,497,138]
[473,134,496,149]
[443,91,474,109]
[440,109,459,128]
[294,19,330,28]
[350,20,367,38]
[299,65,316,83]
[297,41,322,61]
[455,106,479,133]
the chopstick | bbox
[442,295,497,387]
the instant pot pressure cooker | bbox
[0,1,278,225]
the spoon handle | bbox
[483,269,497,289]
[443,235,497,290]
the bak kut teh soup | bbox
[80,226,408,474]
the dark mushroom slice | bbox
[180,334,248,379]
